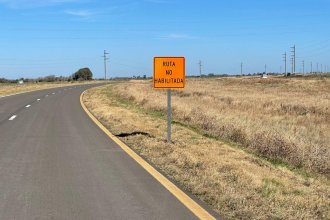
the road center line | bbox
[9,115,17,121]
[37,99,41,101]
[26,105,31,108]
[52,93,55,95]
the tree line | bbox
[0,67,93,83]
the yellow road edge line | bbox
[80,90,216,220]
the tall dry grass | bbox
[111,77,330,175]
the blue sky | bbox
[0,0,329,79]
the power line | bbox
[299,38,330,51]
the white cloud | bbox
[144,0,170,3]
[64,9,93,18]
[159,33,197,40]
[0,0,83,9]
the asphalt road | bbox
[0,84,203,220]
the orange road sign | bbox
[154,57,185,89]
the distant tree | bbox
[72,68,93,81]
[44,75,56,82]
[0,78,8,83]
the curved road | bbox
[0,84,216,220]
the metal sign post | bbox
[167,89,172,143]
[153,57,185,143]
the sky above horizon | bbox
[1,0,330,79]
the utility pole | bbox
[102,50,109,80]
[283,52,287,76]
[291,57,294,75]
[240,62,243,76]
[198,60,202,77]
[311,62,313,74]
[265,64,267,75]
[317,63,319,74]
[302,60,305,75]
[321,64,323,73]
[291,45,296,75]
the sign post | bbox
[154,57,185,143]
[167,89,172,143]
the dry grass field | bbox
[114,77,330,176]
[83,77,330,219]
[0,81,101,97]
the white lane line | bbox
[45,95,49,97]
[37,99,41,101]
[25,105,31,108]
[52,93,55,95]
[9,115,17,121]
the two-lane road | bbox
[0,84,214,219]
